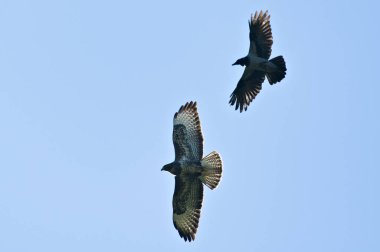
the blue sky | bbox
[0,0,379,251]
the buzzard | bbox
[230,10,287,112]
[162,101,223,242]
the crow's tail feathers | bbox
[200,151,223,190]
[266,56,287,84]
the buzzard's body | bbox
[230,10,287,112]
[162,101,223,242]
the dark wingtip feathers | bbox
[229,94,248,113]
[229,85,261,112]
[251,10,270,24]
[174,101,197,119]
[173,220,197,242]
[250,10,270,32]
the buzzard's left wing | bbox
[172,175,203,242]
[173,101,203,161]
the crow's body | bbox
[230,10,287,112]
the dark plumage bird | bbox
[230,10,287,112]
[162,101,223,242]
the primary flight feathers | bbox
[230,10,287,112]
[162,101,222,242]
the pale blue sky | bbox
[0,0,379,251]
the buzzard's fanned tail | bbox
[200,151,223,190]
[266,55,287,84]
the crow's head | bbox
[232,57,250,66]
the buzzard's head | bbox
[161,162,180,175]
[232,57,250,66]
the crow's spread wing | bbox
[249,10,273,59]
[173,101,203,161]
[229,68,266,112]
[172,175,203,242]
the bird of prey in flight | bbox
[162,101,223,242]
[230,10,287,112]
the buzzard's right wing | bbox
[173,101,204,161]
[229,68,265,112]
[172,175,203,242]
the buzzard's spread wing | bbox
[173,101,203,161]
[229,68,265,112]
[249,10,273,59]
[172,175,203,242]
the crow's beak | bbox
[232,62,238,66]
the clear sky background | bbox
[0,0,379,251]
